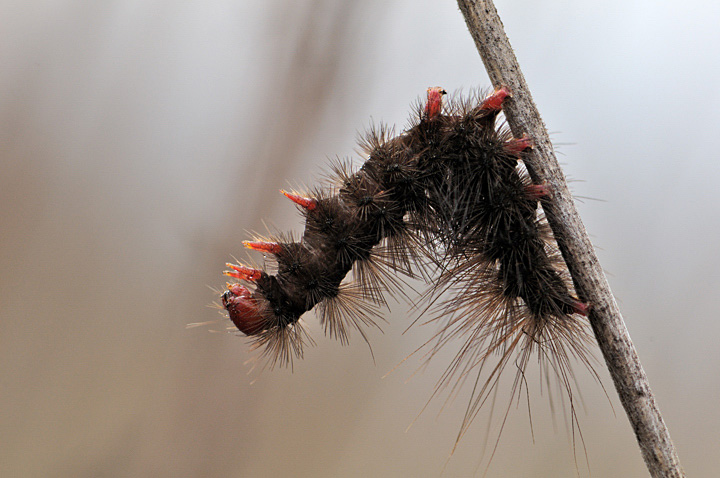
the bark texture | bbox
[456,1,685,477]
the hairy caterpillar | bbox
[220,86,595,448]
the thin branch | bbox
[456,1,685,477]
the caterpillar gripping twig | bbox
[220,86,591,389]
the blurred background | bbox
[1,1,718,476]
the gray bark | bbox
[456,1,685,477]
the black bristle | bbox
[219,87,595,453]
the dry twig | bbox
[456,1,685,477]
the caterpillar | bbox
[220,86,596,448]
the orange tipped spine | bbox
[243,240,283,255]
[281,190,317,211]
[480,85,511,111]
[424,86,447,120]
[223,262,263,281]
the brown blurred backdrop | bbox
[1,1,719,477]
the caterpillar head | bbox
[222,283,265,335]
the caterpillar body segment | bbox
[221,86,591,387]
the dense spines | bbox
[220,87,590,392]
[217,86,600,461]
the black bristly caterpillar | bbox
[220,86,596,447]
